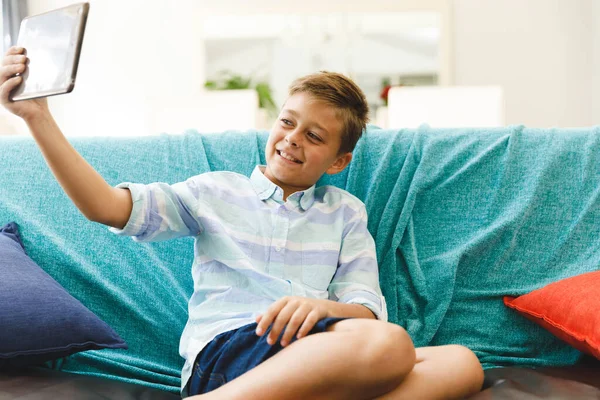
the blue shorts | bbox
[187,317,347,396]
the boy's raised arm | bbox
[0,46,132,229]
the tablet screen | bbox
[11,3,89,101]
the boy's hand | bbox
[0,46,49,121]
[255,296,329,347]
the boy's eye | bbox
[281,118,293,126]
[307,132,321,142]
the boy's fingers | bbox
[0,76,22,99]
[296,310,320,339]
[0,64,26,83]
[267,303,296,345]
[255,298,288,336]
[280,308,309,346]
[5,46,24,56]
[2,54,26,66]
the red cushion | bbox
[504,270,600,360]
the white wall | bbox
[453,0,595,128]
[199,0,454,86]
[26,0,205,136]
[5,0,596,136]
[15,0,451,136]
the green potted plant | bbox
[205,71,277,115]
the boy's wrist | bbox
[321,299,376,320]
[24,107,54,130]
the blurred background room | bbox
[0,0,598,136]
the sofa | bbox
[1,126,599,399]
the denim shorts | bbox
[187,317,347,396]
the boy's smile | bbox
[264,92,352,200]
[277,149,303,164]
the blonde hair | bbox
[288,71,369,154]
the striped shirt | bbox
[110,166,387,394]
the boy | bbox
[0,46,483,399]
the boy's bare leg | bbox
[189,319,416,400]
[189,319,483,400]
[374,345,484,400]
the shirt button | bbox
[275,246,281,252]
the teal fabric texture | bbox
[0,126,599,393]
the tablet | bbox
[11,2,89,101]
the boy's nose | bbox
[285,131,301,147]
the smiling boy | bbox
[1,46,483,399]
[264,90,353,197]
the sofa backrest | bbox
[1,126,599,392]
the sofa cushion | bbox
[2,128,600,390]
[504,271,600,360]
[0,222,127,368]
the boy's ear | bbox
[326,152,353,175]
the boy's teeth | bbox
[280,151,299,162]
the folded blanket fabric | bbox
[348,125,600,369]
[0,125,599,392]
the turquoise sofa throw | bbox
[0,126,599,393]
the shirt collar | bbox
[250,166,315,211]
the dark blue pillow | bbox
[0,222,127,368]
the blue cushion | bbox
[0,222,127,367]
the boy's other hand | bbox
[255,296,329,347]
[0,46,49,121]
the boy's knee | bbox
[376,323,413,352]
[362,322,416,379]
[445,345,484,392]
[332,319,415,377]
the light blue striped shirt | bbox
[110,166,387,394]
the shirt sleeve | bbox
[328,204,388,321]
[108,178,203,242]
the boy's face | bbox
[264,92,352,198]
